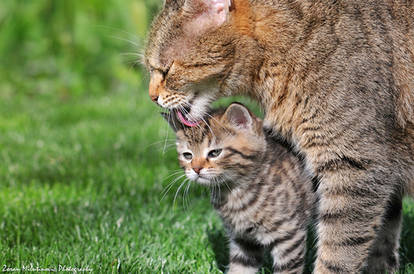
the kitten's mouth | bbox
[175,108,200,127]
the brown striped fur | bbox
[145,0,414,272]
[165,103,314,274]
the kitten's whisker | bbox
[144,141,176,151]
[162,170,184,181]
[183,179,192,209]
[219,175,232,192]
[163,173,186,190]
[173,180,187,207]
[161,174,187,201]
[222,174,236,190]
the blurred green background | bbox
[0,0,413,273]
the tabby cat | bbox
[145,0,414,272]
[164,103,314,274]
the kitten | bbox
[145,0,414,272]
[164,103,314,274]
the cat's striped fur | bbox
[145,0,414,272]
[164,103,315,274]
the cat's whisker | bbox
[144,140,176,150]
[93,25,146,70]
[94,24,142,42]
[163,172,186,189]
[173,180,187,207]
[170,110,180,133]
[120,52,143,57]
[108,34,141,47]
[183,179,192,209]
[203,111,232,135]
[162,170,184,181]
[120,52,147,69]
[221,174,236,191]
[161,174,187,201]
[211,183,217,202]
[162,114,173,154]
[179,105,199,136]
[182,104,217,140]
[220,175,233,192]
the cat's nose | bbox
[150,95,159,103]
[193,167,202,174]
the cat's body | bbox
[165,103,314,274]
[145,0,414,272]
[212,141,314,274]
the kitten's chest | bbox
[218,207,259,235]
[213,187,269,236]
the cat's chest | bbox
[213,190,268,236]
[256,63,307,141]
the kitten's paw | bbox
[227,263,258,274]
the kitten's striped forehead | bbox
[178,115,235,146]
[180,122,217,146]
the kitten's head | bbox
[145,0,258,125]
[163,103,265,186]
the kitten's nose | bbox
[193,167,202,174]
[150,95,158,103]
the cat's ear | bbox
[161,112,182,132]
[183,0,232,35]
[222,103,253,130]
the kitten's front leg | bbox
[270,229,307,274]
[228,237,263,274]
[314,169,397,273]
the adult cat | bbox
[144,0,414,272]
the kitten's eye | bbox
[183,152,193,160]
[208,149,222,158]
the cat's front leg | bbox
[364,192,402,273]
[228,237,263,274]
[314,169,398,273]
[270,229,307,274]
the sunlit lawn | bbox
[0,0,413,273]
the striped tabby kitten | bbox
[164,103,314,274]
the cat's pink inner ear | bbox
[184,0,230,36]
[225,104,253,129]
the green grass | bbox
[0,1,413,273]
[0,82,224,273]
[1,81,414,274]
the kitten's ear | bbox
[222,103,253,130]
[161,112,182,132]
[164,0,177,6]
[184,0,232,35]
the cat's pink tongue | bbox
[176,110,199,127]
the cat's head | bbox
[163,103,265,186]
[145,0,260,125]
